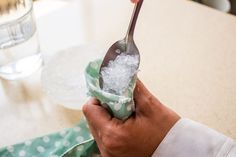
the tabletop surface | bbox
[1,0,236,147]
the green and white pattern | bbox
[0,119,100,157]
[0,59,136,157]
[85,59,136,120]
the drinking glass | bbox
[0,0,42,80]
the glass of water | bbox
[0,0,42,80]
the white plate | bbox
[41,44,105,110]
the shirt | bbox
[152,118,236,157]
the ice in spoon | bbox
[99,0,143,90]
[101,53,139,95]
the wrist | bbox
[152,101,181,145]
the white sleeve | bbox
[152,118,236,157]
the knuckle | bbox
[102,135,123,150]
[102,137,118,150]
[82,104,88,114]
[141,94,152,106]
[146,94,157,105]
[101,125,125,150]
[147,94,154,103]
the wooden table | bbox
[1,0,236,147]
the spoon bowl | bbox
[100,38,140,68]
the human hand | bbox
[83,80,180,157]
[131,0,139,3]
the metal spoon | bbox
[99,0,143,88]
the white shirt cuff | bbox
[152,118,235,157]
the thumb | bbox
[134,80,162,115]
[83,98,111,130]
[131,0,139,3]
[82,98,112,147]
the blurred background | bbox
[32,0,236,14]
[193,0,236,14]
[29,0,236,15]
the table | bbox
[1,0,236,147]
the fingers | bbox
[83,98,111,154]
[131,0,139,3]
[83,98,111,131]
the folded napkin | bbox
[0,59,136,157]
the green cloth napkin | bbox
[0,119,100,157]
[0,59,136,157]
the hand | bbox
[83,80,180,157]
[131,0,139,3]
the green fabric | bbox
[0,119,100,157]
[85,59,136,120]
[0,59,136,157]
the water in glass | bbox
[0,0,42,80]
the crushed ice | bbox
[101,53,139,95]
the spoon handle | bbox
[126,0,144,42]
